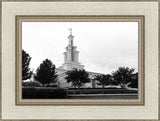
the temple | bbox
[56,29,101,88]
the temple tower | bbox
[61,29,84,70]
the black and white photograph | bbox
[22,22,138,99]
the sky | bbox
[22,22,138,74]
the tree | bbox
[22,50,32,80]
[112,67,135,88]
[94,74,111,88]
[128,72,138,88]
[35,59,57,86]
[65,69,90,88]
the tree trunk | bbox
[102,85,105,94]
[120,83,125,89]
[78,80,81,89]
[78,84,80,89]
[102,85,105,88]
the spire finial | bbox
[68,28,72,35]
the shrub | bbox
[22,81,40,87]
[53,88,67,98]
[46,85,58,87]
[22,87,36,98]
[22,87,67,99]
[67,88,138,95]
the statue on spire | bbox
[68,28,72,35]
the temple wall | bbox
[63,52,67,62]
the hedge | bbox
[22,87,67,99]
[67,88,138,95]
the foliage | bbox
[22,87,67,99]
[65,69,90,88]
[110,79,119,86]
[94,74,111,88]
[34,59,57,86]
[128,72,138,88]
[67,88,138,95]
[112,67,135,88]
[53,88,67,98]
[22,50,32,80]
[22,81,40,87]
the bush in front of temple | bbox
[22,87,67,99]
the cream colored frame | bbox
[1,0,159,120]
[16,15,145,106]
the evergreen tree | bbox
[22,50,32,80]
[35,59,57,86]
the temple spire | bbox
[61,29,84,70]
[68,28,72,35]
[68,28,74,46]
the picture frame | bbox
[16,15,144,106]
[1,0,159,120]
